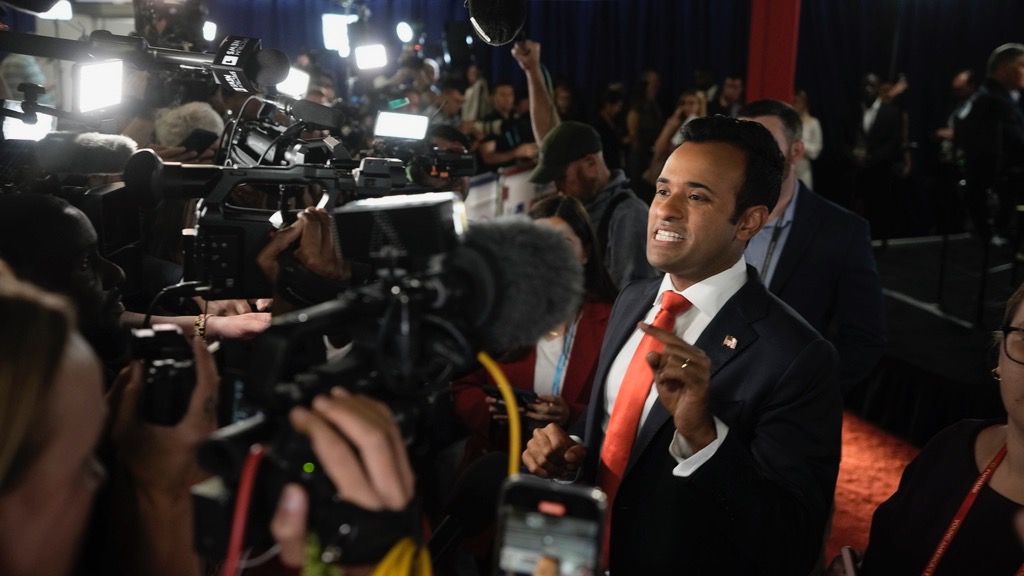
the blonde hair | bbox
[0,261,77,491]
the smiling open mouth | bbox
[654,230,684,242]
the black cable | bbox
[143,281,205,328]
[224,95,261,167]
[254,122,306,166]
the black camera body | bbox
[124,149,424,300]
[130,324,195,427]
[193,193,475,565]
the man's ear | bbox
[735,205,768,242]
[790,139,806,165]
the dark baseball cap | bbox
[529,121,603,184]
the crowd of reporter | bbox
[1,14,1024,573]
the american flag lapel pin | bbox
[722,335,738,349]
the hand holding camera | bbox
[259,208,345,281]
[110,333,219,494]
[269,388,416,572]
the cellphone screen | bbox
[496,505,600,575]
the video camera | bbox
[124,148,418,299]
[188,189,583,565]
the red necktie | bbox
[597,290,692,565]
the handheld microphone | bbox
[467,0,528,46]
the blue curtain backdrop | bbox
[203,0,751,118]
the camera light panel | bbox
[354,44,387,70]
[75,60,124,114]
[276,67,311,100]
[322,13,358,57]
[374,111,429,140]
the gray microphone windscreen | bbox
[461,217,583,353]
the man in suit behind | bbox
[843,73,902,236]
[523,116,843,574]
[739,99,886,396]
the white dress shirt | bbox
[862,97,882,134]
[602,257,747,477]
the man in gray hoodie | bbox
[529,121,658,288]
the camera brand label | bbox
[220,70,249,92]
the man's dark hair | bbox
[491,81,514,92]
[737,99,803,145]
[987,43,1024,77]
[428,124,471,150]
[679,115,784,219]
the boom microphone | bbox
[35,131,137,174]
[452,217,583,352]
[466,0,528,46]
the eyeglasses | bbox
[1000,326,1024,365]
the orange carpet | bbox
[825,411,921,562]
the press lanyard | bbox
[550,315,579,397]
[922,444,1024,576]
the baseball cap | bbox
[529,121,603,184]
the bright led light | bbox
[396,22,414,43]
[354,44,388,70]
[323,14,358,58]
[374,111,429,140]
[465,35,474,46]
[202,21,217,42]
[2,102,56,141]
[276,67,310,99]
[38,0,72,20]
[76,60,123,113]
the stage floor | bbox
[848,234,1009,445]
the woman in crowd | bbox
[0,265,105,576]
[859,282,1024,574]
[452,195,616,466]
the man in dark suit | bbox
[957,43,1024,242]
[739,99,886,396]
[845,73,903,237]
[523,116,843,574]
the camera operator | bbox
[0,195,270,372]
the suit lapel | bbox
[625,272,768,475]
[583,280,660,450]
[768,183,819,294]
